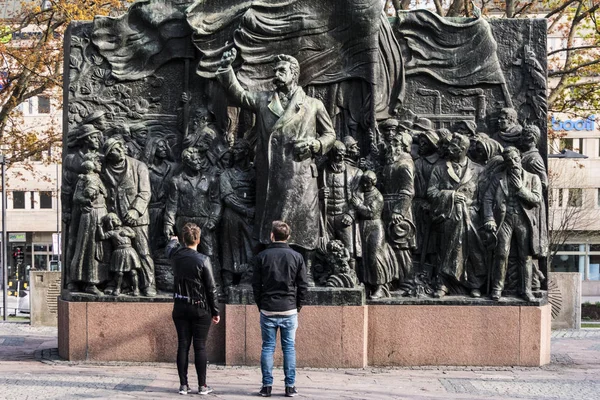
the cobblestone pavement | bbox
[0,322,599,399]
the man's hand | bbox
[341,213,353,227]
[454,192,467,205]
[484,221,497,233]
[164,226,175,238]
[319,187,330,199]
[350,196,362,207]
[309,139,321,154]
[180,92,190,103]
[509,169,522,190]
[392,213,404,224]
[170,236,179,242]
[212,315,220,324]
[124,209,139,226]
[220,48,237,68]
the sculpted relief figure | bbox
[102,138,157,297]
[219,139,257,288]
[484,147,543,302]
[164,146,222,286]
[352,171,398,299]
[427,134,486,298]
[380,133,415,283]
[216,49,336,252]
[413,128,440,272]
[492,108,523,148]
[342,136,361,169]
[69,155,108,295]
[142,137,175,254]
[318,141,363,274]
[63,125,103,291]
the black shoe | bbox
[143,286,157,297]
[490,290,501,301]
[259,386,272,397]
[285,386,298,397]
[522,291,536,302]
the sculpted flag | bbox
[186,0,403,113]
[395,10,506,87]
[91,0,193,81]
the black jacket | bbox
[166,240,219,317]
[252,242,308,313]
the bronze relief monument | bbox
[62,0,548,304]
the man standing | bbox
[164,146,222,287]
[318,141,362,275]
[484,147,543,302]
[102,137,156,297]
[216,49,336,251]
[427,134,486,298]
[252,221,308,398]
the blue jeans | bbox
[260,313,298,387]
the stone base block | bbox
[58,298,225,362]
[368,304,551,367]
[58,296,550,367]
[225,304,368,368]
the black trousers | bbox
[172,303,212,386]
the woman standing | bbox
[166,223,220,395]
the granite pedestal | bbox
[58,288,551,367]
[58,293,225,362]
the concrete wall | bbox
[550,272,581,330]
[582,280,600,297]
[29,271,61,326]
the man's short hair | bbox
[502,146,521,160]
[522,124,541,145]
[274,54,300,82]
[182,222,201,246]
[271,220,291,241]
[500,107,518,123]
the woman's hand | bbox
[212,315,220,324]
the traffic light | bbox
[12,247,24,264]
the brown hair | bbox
[182,222,201,246]
[271,220,291,241]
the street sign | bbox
[8,233,26,242]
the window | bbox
[568,188,583,207]
[558,188,564,207]
[38,96,50,114]
[40,191,52,209]
[30,192,35,209]
[560,138,584,154]
[13,191,25,209]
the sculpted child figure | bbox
[99,213,142,296]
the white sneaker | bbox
[178,385,190,395]
[199,385,214,395]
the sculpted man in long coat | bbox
[427,134,487,299]
[102,138,156,297]
[484,146,543,302]
[216,49,336,249]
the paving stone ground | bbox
[0,322,599,399]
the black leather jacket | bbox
[166,239,219,317]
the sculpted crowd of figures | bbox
[62,47,548,303]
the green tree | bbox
[0,0,124,167]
